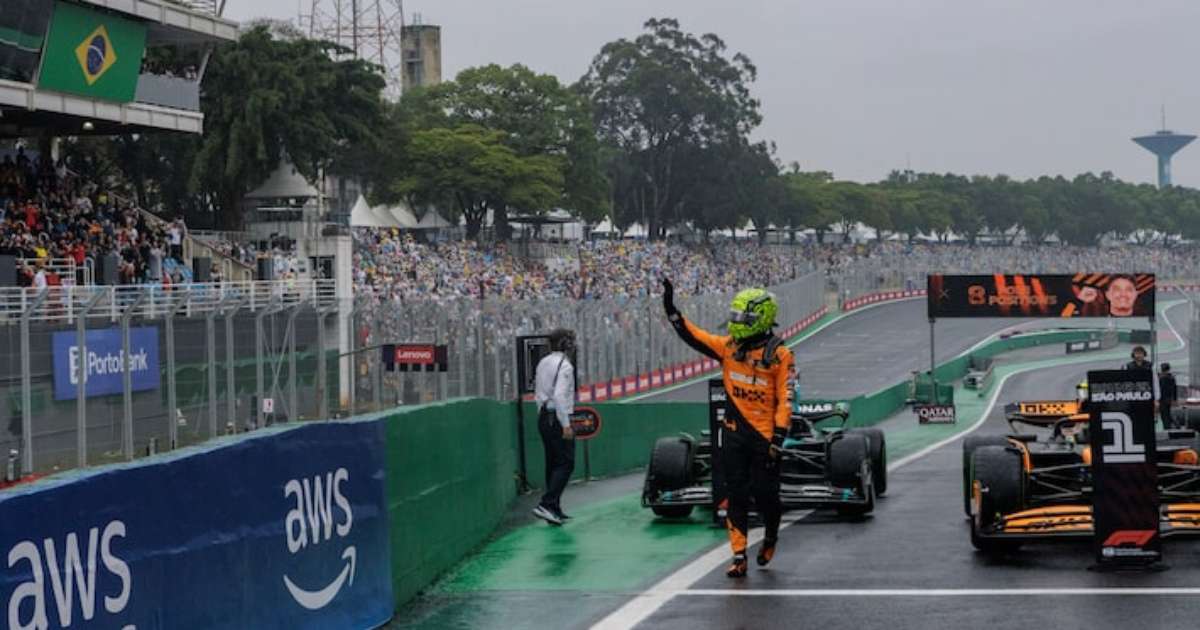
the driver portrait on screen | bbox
[1105,275,1138,317]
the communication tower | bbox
[298,0,408,98]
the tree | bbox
[579,18,761,239]
[192,26,386,228]
[419,64,607,239]
[780,171,837,243]
[394,125,563,239]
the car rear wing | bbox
[1004,400,1081,423]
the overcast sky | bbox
[225,0,1200,187]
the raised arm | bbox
[662,278,723,361]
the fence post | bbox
[318,307,333,419]
[75,289,107,468]
[231,299,250,429]
[476,292,486,398]
[287,301,306,422]
[19,289,49,475]
[255,303,278,429]
[164,290,191,450]
[349,304,358,414]
[120,289,149,461]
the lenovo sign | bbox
[395,346,434,364]
[381,343,447,372]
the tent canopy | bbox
[350,195,395,228]
[245,162,321,200]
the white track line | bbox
[589,510,810,630]
[592,302,1191,630]
[678,588,1200,597]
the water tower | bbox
[1133,110,1196,188]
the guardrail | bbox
[16,256,92,286]
[0,279,337,324]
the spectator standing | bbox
[31,262,47,291]
[167,220,183,262]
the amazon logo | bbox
[283,468,356,611]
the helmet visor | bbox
[729,309,758,325]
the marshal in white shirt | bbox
[534,351,575,428]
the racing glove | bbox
[662,277,680,320]
[769,427,787,459]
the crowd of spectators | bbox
[354,228,1200,306]
[0,147,188,287]
[825,241,1200,295]
[352,229,811,304]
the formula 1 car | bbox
[642,400,886,519]
[963,399,1200,553]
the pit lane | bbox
[643,297,1102,403]
[604,301,1196,630]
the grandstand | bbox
[0,1,361,481]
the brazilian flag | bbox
[37,1,146,103]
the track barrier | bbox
[0,420,393,630]
[1,324,1141,623]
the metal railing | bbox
[348,272,827,409]
[0,280,337,324]
[16,257,92,286]
[0,279,341,480]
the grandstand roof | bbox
[0,0,237,138]
[76,0,237,43]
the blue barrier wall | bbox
[0,420,393,630]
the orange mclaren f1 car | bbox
[962,399,1200,553]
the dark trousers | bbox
[1161,402,1176,429]
[538,410,575,512]
[721,426,782,555]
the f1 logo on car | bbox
[1101,412,1145,463]
[1103,530,1156,547]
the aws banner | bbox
[52,327,160,401]
[0,421,394,630]
[37,1,146,102]
[927,273,1155,319]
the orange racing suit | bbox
[668,314,794,556]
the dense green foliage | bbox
[73,20,1200,243]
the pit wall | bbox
[0,326,1120,628]
[0,419,393,630]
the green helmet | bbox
[728,288,778,341]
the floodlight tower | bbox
[1133,109,1196,188]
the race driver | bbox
[662,278,794,578]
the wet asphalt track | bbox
[635,301,1199,630]
[646,298,1096,402]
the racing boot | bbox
[756,538,777,567]
[726,553,748,578]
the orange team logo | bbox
[76,25,117,86]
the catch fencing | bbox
[0,280,338,478]
[349,272,827,410]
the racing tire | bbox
[830,433,874,517]
[961,435,1010,516]
[851,428,887,496]
[969,445,1024,554]
[648,437,693,491]
[651,505,694,519]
